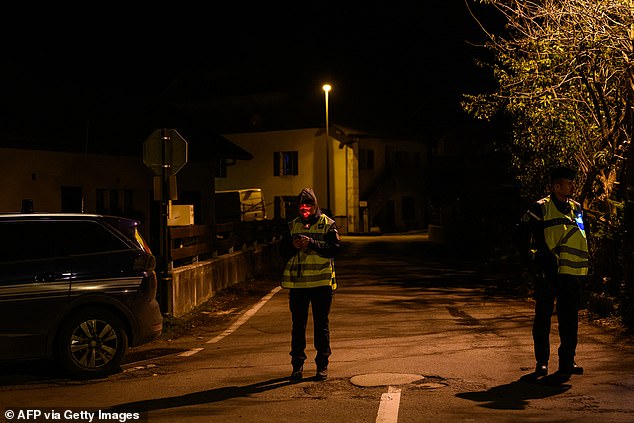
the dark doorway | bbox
[61,186,83,212]
[373,200,396,233]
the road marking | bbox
[178,347,204,357]
[207,285,283,344]
[376,386,401,423]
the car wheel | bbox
[55,308,128,378]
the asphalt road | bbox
[1,232,633,423]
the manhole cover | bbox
[350,373,425,387]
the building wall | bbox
[0,147,217,240]
[345,144,360,233]
[219,128,428,234]
[220,128,347,220]
[1,148,151,211]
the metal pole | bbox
[324,86,331,211]
[159,128,172,314]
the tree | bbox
[462,0,634,323]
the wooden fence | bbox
[167,219,287,268]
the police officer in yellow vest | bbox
[280,187,340,382]
[522,166,589,377]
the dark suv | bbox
[0,213,163,378]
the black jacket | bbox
[279,188,340,262]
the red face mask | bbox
[299,203,313,219]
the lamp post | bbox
[322,83,331,211]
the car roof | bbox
[0,212,103,218]
[0,213,137,223]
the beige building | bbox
[0,128,251,245]
[218,127,429,234]
[0,147,154,219]
[1,124,429,241]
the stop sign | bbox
[143,128,188,176]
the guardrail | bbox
[168,219,287,268]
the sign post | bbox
[143,128,188,314]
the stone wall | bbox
[167,241,282,317]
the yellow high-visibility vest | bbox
[539,196,589,276]
[281,214,337,290]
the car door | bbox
[64,220,145,299]
[0,220,72,360]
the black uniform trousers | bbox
[532,273,582,367]
[289,285,333,369]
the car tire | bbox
[55,308,128,378]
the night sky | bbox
[0,2,499,152]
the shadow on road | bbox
[455,372,572,410]
[0,347,189,386]
[0,358,70,386]
[108,376,294,413]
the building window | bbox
[215,159,227,178]
[61,186,83,212]
[359,148,374,170]
[394,151,421,168]
[96,189,135,217]
[109,189,121,215]
[274,151,298,176]
[274,195,297,219]
[395,151,409,166]
[124,189,133,213]
[96,189,106,213]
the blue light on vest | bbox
[574,211,585,234]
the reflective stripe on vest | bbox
[539,196,589,276]
[281,214,337,289]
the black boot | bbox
[315,366,328,381]
[535,362,548,377]
[558,362,583,375]
[290,364,303,381]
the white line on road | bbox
[178,347,204,357]
[376,386,401,423]
[206,285,283,344]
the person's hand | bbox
[293,234,310,249]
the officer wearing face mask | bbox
[279,187,340,382]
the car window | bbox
[55,221,130,255]
[103,217,151,253]
[0,222,52,261]
[0,220,130,262]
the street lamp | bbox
[322,84,331,211]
